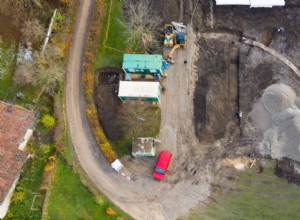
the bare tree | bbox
[13,45,64,96]
[0,0,42,24]
[13,60,35,86]
[21,19,45,44]
[119,0,162,51]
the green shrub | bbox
[41,114,56,129]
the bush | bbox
[41,114,56,129]
[106,207,117,215]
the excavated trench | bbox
[194,37,240,143]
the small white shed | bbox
[118,81,161,102]
[250,0,285,7]
[215,0,285,7]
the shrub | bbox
[41,114,56,129]
[106,207,117,215]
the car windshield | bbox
[155,167,165,174]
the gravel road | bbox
[65,1,210,219]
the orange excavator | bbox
[167,44,180,64]
[167,32,187,64]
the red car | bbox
[153,151,172,180]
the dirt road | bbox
[65,1,211,219]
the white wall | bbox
[0,177,19,219]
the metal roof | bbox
[132,137,157,157]
[215,0,285,7]
[118,81,160,98]
[122,54,163,70]
[250,0,285,7]
[216,0,249,5]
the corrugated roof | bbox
[132,137,157,156]
[0,101,35,203]
[118,81,160,98]
[122,54,163,70]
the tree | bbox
[0,0,42,25]
[119,0,162,51]
[21,19,45,44]
[13,60,35,86]
[13,45,64,95]
[41,114,56,129]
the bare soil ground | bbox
[94,68,124,141]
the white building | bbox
[0,102,35,219]
[118,81,161,103]
[215,0,285,7]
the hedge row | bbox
[82,1,117,162]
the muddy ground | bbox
[94,68,124,141]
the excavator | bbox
[164,22,187,64]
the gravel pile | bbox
[262,83,296,114]
[256,84,300,162]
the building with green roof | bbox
[122,54,163,80]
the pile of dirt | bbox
[275,158,300,185]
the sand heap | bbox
[250,83,300,162]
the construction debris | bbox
[223,156,256,170]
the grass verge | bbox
[46,157,131,220]
[185,161,300,220]
[95,0,128,68]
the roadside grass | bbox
[185,161,300,220]
[46,157,131,220]
[95,0,128,68]
[5,143,56,220]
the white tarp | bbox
[0,177,19,219]
[111,159,124,172]
[216,0,285,7]
[118,81,160,99]
[250,0,285,7]
[216,0,249,5]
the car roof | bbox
[157,151,172,168]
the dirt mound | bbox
[275,158,300,185]
[262,83,296,114]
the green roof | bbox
[122,54,163,70]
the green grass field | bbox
[185,162,300,220]
[95,0,128,68]
[46,158,131,220]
